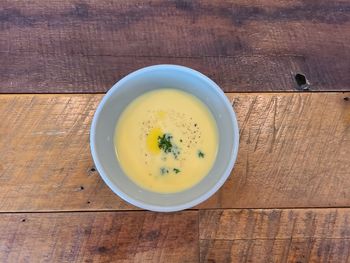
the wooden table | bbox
[1,1,349,262]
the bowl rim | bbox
[90,64,239,212]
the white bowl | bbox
[90,65,239,212]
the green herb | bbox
[172,147,180,159]
[158,134,173,153]
[173,168,181,174]
[198,150,205,158]
[160,167,169,175]
[158,133,181,159]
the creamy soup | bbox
[115,89,218,193]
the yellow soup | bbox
[115,89,218,193]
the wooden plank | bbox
[200,92,350,209]
[0,93,349,211]
[1,0,349,92]
[199,208,350,262]
[0,211,198,262]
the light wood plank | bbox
[1,0,349,92]
[200,92,350,209]
[199,208,350,262]
[0,93,349,211]
[0,211,198,262]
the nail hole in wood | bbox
[87,201,91,204]
[90,167,96,172]
[97,246,108,253]
[80,186,84,190]
[21,219,26,222]
[294,73,309,90]
[344,97,349,101]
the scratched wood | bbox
[0,93,349,211]
[0,211,198,262]
[200,92,350,209]
[200,208,350,262]
[1,0,349,92]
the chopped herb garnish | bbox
[158,134,173,153]
[173,168,181,174]
[172,147,180,159]
[198,150,205,158]
[160,167,169,175]
[158,133,181,159]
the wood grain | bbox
[0,92,349,211]
[1,0,349,92]
[200,92,350,209]
[0,211,198,262]
[200,208,350,262]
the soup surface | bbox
[115,89,218,193]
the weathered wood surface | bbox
[1,0,349,93]
[200,208,350,262]
[0,93,349,211]
[0,211,198,262]
[202,92,350,209]
[1,208,350,262]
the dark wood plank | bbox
[1,0,349,92]
[0,93,349,212]
[200,209,350,262]
[0,211,198,262]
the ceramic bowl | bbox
[90,65,239,212]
